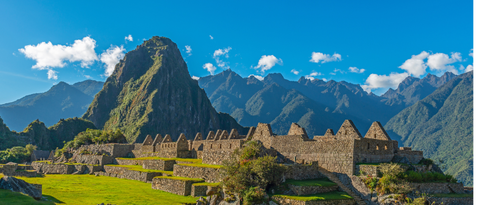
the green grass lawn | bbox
[192,182,221,187]
[273,191,353,201]
[155,176,205,182]
[177,163,223,169]
[284,178,337,187]
[0,189,58,205]
[15,174,198,205]
[104,164,173,175]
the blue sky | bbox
[0,0,473,104]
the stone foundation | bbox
[151,177,204,196]
[191,184,208,196]
[173,164,221,183]
[429,197,473,205]
[73,155,114,166]
[103,166,166,182]
[284,163,324,180]
[32,162,74,174]
[143,160,176,171]
[410,182,465,194]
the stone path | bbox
[317,167,368,205]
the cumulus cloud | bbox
[254,55,283,74]
[469,49,473,57]
[398,51,429,77]
[100,45,126,77]
[291,69,299,75]
[213,47,231,69]
[47,69,58,80]
[84,75,92,79]
[304,71,322,80]
[19,36,98,70]
[426,52,461,72]
[322,78,327,82]
[185,45,192,56]
[349,67,365,73]
[309,52,341,63]
[465,65,473,72]
[191,76,200,80]
[330,68,345,75]
[248,74,264,81]
[125,35,133,42]
[209,35,214,40]
[361,72,409,92]
[203,63,216,75]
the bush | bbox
[422,172,434,182]
[0,144,36,163]
[362,175,378,192]
[58,129,127,155]
[379,163,406,178]
[405,171,423,183]
[419,158,434,166]
[243,187,266,205]
[445,174,457,183]
[433,172,446,181]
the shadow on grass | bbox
[0,189,64,205]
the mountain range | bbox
[0,80,103,131]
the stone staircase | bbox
[318,167,368,205]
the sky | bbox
[0,0,473,104]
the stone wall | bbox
[353,138,395,164]
[271,196,355,205]
[251,123,273,148]
[394,150,423,164]
[283,163,325,180]
[32,162,74,174]
[173,164,221,183]
[271,135,356,175]
[410,182,465,194]
[115,158,142,165]
[151,177,203,196]
[287,184,339,195]
[143,159,175,171]
[103,166,164,182]
[202,139,244,165]
[191,184,208,197]
[73,154,114,166]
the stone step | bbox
[317,167,368,205]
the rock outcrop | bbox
[0,176,42,200]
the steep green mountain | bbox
[382,72,456,107]
[385,71,473,186]
[0,80,103,131]
[0,116,96,150]
[83,36,247,142]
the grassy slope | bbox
[17,175,198,205]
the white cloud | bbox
[426,52,461,73]
[47,69,58,80]
[349,67,365,73]
[84,75,92,79]
[100,45,126,77]
[191,76,200,80]
[305,76,314,81]
[203,63,216,75]
[309,52,341,63]
[322,78,327,82]
[213,47,231,69]
[248,74,264,81]
[125,35,133,42]
[398,51,429,77]
[209,35,214,40]
[330,68,345,75]
[304,71,322,80]
[291,69,299,75]
[469,49,473,57]
[254,55,282,74]
[466,65,473,72]
[361,72,409,92]
[185,45,192,56]
[19,36,98,70]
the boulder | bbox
[0,176,42,200]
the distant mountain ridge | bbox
[385,71,472,186]
[197,69,456,137]
[0,80,103,131]
[83,36,247,143]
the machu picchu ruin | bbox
[1,120,472,205]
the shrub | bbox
[0,144,36,163]
[422,172,434,182]
[379,163,406,178]
[445,174,457,183]
[243,187,266,205]
[362,175,378,192]
[433,172,446,181]
[419,158,434,166]
[405,171,423,183]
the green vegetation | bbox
[192,182,221,187]
[155,176,205,182]
[57,129,126,156]
[178,163,223,169]
[385,72,473,186]
[221,140,286,205]
[104,164,173,175]
[0,189,57,205]
[15,174,198,205]
[283,178,337,187]
[0,144,36,163]
[273,192,353,201]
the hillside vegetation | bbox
[385,71,473,186]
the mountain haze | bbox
[83,36,247,142]
[0,80,103,131]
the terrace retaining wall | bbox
[173,164,220,183]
